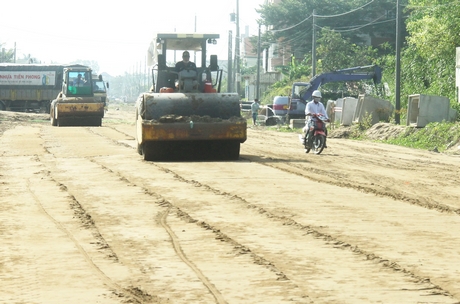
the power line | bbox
[317,15,394,33]
[314,0,376,18]
[267,0,382,34]
[270,14,313,33]
[269,29,311,47]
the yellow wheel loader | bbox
[136,33,247,161]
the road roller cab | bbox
[50,65,105,127]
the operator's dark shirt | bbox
[175,61,197,72]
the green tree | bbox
[0,43,15,63]
[258,27,384,104]
[260,55,312,104]
[256,0,397,61]
[400,0,460,104]
[252,0,401,104]
[316,29,378,72]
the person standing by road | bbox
[251,99,260,126]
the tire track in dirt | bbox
[159,207,226,304]
[85,120,460,301]
[100,124,136,139]
[0,156,149,303]
[38,133,161,303]
[87,123,459,301]
[141,188,292,282]
[84,125,313,300]
[1,124,161,303]
[0,124,135,303]
[259,158,460,214]
[241,141,460,215]
[39,119,308,304]
[102,160,458,302]
[14,118,456,302]
[25,178,147,303]
[147,163,456,300]
[37,128,170,303]
[40,124,260,302]
[252,129,460,196]
[90,159,308,303]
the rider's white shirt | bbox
[305,100,328,121]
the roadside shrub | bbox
[385,122,460,152]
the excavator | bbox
[136,33,247,161]
[286,65,383,121]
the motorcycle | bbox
[299,113,329,155]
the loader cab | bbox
[287,83,311,119]
[148,33,221,93]
[63,68,94,97]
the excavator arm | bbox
[287,65,382,120]
[293,65,382,103]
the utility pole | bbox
[194,14,197,63]
[312,9,316,77]
[228,30,233,92]
[235,0,240,96]
[256,24,261,100]
[395,0,402,124]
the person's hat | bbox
[312,90,322,98]
[182,51,190,57]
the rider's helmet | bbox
[312,90,322,98]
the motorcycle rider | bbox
[303,90,330,147]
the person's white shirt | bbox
[305,100,328,121]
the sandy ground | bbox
[1,104,460,304]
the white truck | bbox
[0,63,66,112]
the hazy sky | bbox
[0,0,264,76]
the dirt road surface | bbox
[1,105,460,304]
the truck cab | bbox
[92,74,109,107]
